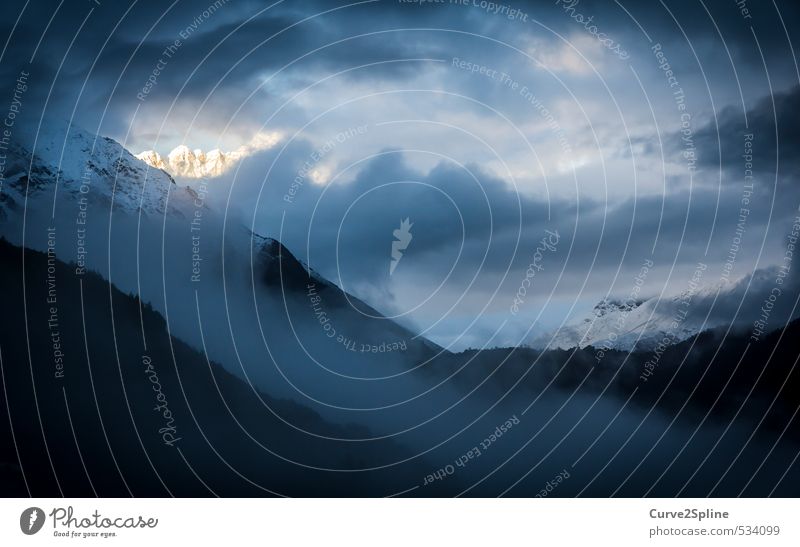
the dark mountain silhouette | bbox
[429,323,800,440]
[0,238,422,497]
[252,232,443,354]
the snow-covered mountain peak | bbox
[136,131,281,179]
[134,149,168,172]
[0,122,196,219]
[534,294,704,352]
[589,298,645,319]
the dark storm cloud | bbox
[4,0,797,140]
[693,85,800,175]
[225,143,563,286]
[541,0,799,67]
[208,136,792,303]
[0,0,457,136]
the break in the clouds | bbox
[2,0,799,348]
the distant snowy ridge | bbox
[136,131,281,179]
[534,270,726,352]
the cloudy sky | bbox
[3,0,799,348]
